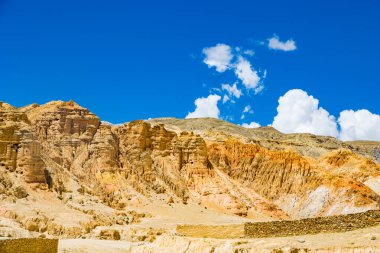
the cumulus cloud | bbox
[186,94,221,119]
[271,89,380,141]
[221,83,242,99]
[338,109,380,141]
[234,56,261,92]
[202,44,265,95]
[197,41,283,122]
[241,121,261,128]
[268,35,297,51]
[272,89,339,137]
[202,44,233,72]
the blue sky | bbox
[1,0,380,140]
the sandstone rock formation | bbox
[0,102,46,185]
[1,101,380,241]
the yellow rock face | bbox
[0,102,46,184]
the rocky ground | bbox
[58,224,380,253]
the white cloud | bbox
[272,89,338,137]
[221,83,242,99]
[241,105,254,119]
[338,109,380,141]
[241,122,261,128]
[222,95,230,104]
[271,89,380,141]
[234,56,261,91]
[201,44,265,94]
[243,49,255,56]
[268,35,297,51]
[262,69,267,79]
[101,121,123,126]
[186,94,221,119]
[202,44,233,72]
[254,85,264,94]
[243,105,253,114]
[197,42,268,122]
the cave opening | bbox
[44,169,53,189]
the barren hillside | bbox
[1,101,380,252]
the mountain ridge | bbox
[1,100,380,240]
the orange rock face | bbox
[207,140,379,218]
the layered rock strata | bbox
[1,101,380,222]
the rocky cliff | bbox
[1,101,380,238]
[0,102,46,185]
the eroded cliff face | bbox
[0,102,46,185]
[115,121,204,200]
[207,140,379,218]
[26,101,100,172]
[1,100,380,224]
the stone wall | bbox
[176,210,380,239]
[0,238,58,253]
[176,224,244,239]
[244,210,380,238]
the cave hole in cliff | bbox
[206,160,213,169]
[11,143,20,151]
[44,169,53,189]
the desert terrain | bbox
[1,100,380,252]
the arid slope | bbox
[1,101,380,241]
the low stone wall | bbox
[0,238,58,253]
[176,210,380,239]
[245,210,380,238]
[176,224,244,239]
